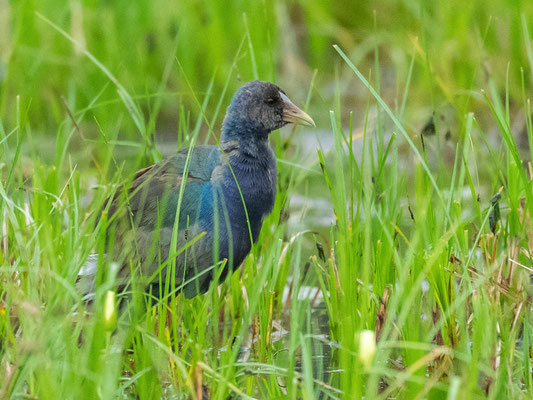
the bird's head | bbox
[222,80,315,141]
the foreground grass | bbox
[1,1,533,399]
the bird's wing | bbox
[79,145,222,299]
[102,146,220,290]
[107,145,218,231]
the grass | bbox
[1,0,533,398]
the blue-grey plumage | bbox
[80,81,314,300]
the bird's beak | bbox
[280,92,315,127]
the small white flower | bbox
[358,330,376,367]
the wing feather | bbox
[99,145,220,297]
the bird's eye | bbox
[265,97,277,105]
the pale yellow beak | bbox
[280,92,315,127]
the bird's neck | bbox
[221,118,271,157]
[215,139,277,245]
[218,127,277,214]
[221,138,272,162]
[219,116,277,192]
[214,124,278,251]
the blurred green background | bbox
[2,0,533,161]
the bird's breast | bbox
[227,170,275,220]
[211,153,276,236]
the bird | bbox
[78,80,315,301]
